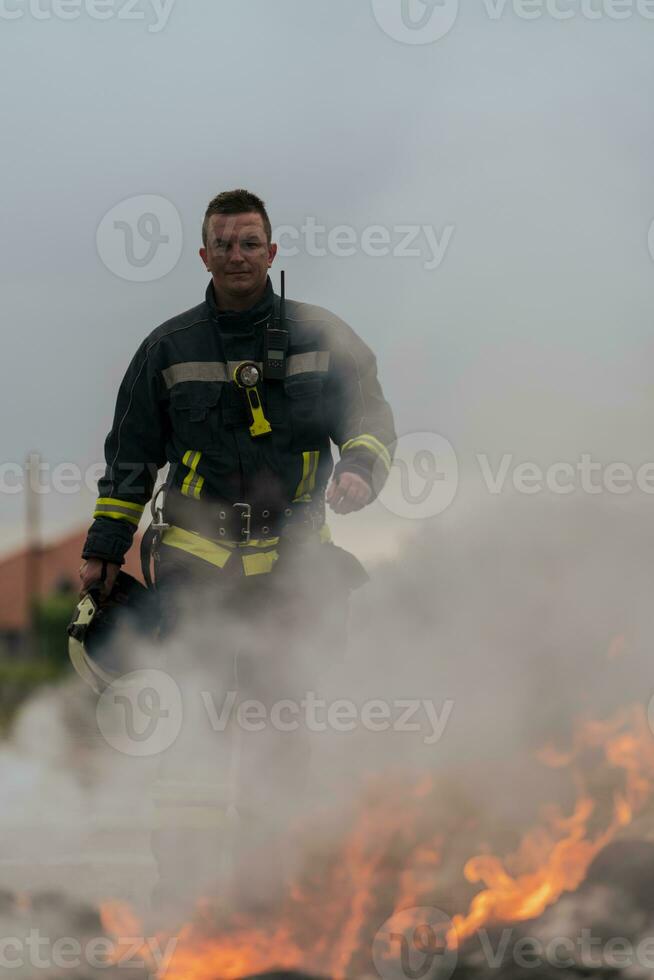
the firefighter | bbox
[77,188,396,914]
[78,188,395,626]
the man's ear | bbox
[268,242,278,267]
[199,246,208,268]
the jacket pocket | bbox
[284,375,326,450]
[168,382,223,449]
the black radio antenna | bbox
[280,270,286,328]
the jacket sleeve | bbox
[82,338,168,565]
[324,318,396,500]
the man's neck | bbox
[212,279,267,313]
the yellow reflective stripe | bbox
[96,497,145,514]
[94,497,144,526]
[319,522,332,543]
[242,551,279,576]
[160,524,331,575]
[161,525,233,568]
[295,452,311,499]
[341,434,391,472]
[307,451,319,493]
[242,524,329,572]
[294,450,319,500]
[181,450,204,500]
[93,508,141,526]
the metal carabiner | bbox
[150,484,170,533]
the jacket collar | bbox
[205,275,275,330]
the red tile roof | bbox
[0,529,143,631]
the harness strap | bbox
[158,523,332,577]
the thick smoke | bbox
[2,489,654,969]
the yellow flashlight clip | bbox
[233,361,272,437]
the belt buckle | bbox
[233,502,252,544]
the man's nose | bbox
[228,243,247,263]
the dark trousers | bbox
[148,539,357,919]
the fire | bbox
[97,703,654,979]
[450,703,654,943]
[99,900,158,968]
[149,776,444,980]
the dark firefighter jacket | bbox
[82,276,396,574]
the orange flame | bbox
[96,703,654,979]
[450,703,654,943]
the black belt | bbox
[164,493,325,544]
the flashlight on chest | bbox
[233,361,272,437]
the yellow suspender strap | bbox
[294,450,320,502]
[181,450,205,499]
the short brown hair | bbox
[202,189,272,247]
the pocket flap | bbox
[170,382,223,412]
[284,376,323,399]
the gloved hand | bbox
[78,558,120,599]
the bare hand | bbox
[326,472,372,515]
[78,558,120,598]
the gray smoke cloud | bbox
[1,488,653,974]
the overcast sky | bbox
[1,0,654,558]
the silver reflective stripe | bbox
[163,362,229,388]
[163,352,329,389]
[286,351,330,376]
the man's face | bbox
[200,212,277,309]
